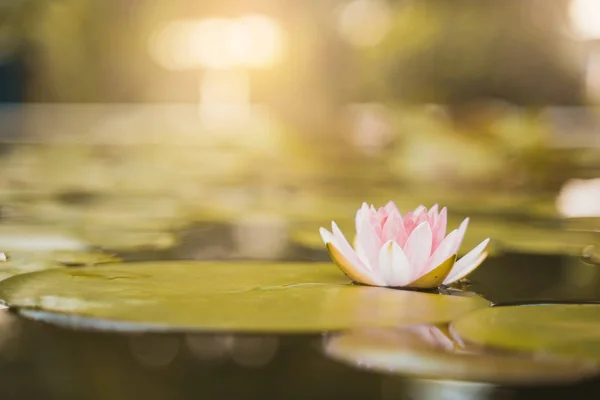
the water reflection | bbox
[399,379,508,400]
[228,336,279,368]
[0,309,21,361]
[129,334,180,369]
[323,325,600,385]
[185,334,232,363]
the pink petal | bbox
[413,205,427,217]
[402,221,433,274]
[404,325,455,351]
[427,204,439,220]
[443,238,490,284]
[384,201,401,217]
[382,210,403,243]
[432,207,448,251]
[377,240,412,287]
[422,229,459,275]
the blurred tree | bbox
[362,0,585,106]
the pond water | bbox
[0,245,599,399]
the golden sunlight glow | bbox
[191,18,234,69]
[149,20,198,70]
[337,0,392,47]
[228,15,285,68]
[198,69,251,129]
[570,0,600,40]
[149,15,285,70]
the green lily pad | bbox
[0,262,489,333]
[0,250,119,281]
[452,304,600,362]
[0,257,61,282]
[324,326,600,384]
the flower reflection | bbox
[389,379,499,400]
[323,324,600,384]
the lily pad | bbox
[452,304,600,362]
[0,262,489,333]
[0,250,119,281]
[0,258,61,282]
[324,326,600,384]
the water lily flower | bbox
[319,202,489,289]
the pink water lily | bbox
[319,202,490,289]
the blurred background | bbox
[3,2,600,399]
[0,0,599,260]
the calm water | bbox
[0,249,599,400]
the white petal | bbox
[327,241,385,286]
[402,221,433,274]
[320,227,335,244]
[322,225,358,265]
[377,240,412,287]
[422,229,458,275]
[443,238,490,284]
[452,217,470,254]
[322,226,384,285]
[331,221,375,271]
[355,213,382,271]
[355,202,370,233]
[432,207,448,248]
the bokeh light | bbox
[129,335,180,369]
[149,14,285,70]
[337,0,392,47]
[185,334,232,363]
[228,336,279,368]
[556,178,600,217]
[570,0,600,40]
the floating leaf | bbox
[0,250,120,281]
[0,262,489,333]
[324,326,600,384]
[452,304,600,362]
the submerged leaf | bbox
[0,262,488,333]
